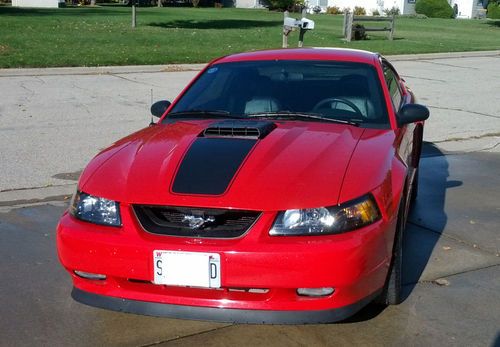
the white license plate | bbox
[153,250,221,288]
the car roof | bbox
[213,48,381,66]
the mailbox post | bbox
[131,0,137,28]
[282,10,315,48]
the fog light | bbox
[297,287,334,297]
[74,271,106,280]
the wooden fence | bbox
[343,13,395,42]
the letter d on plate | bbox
[209,255,221,288]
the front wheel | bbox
[376,202,405,305]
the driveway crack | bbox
[480,141,500,152]
[419,60,481,70]
[401,74,446,83]
[138,324,234,346]
[431,131,500,144]
[407,220,500,257]
[110,73,162,88]
[0,183,75,193]
[404,263,500,287]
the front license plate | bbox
[153,250,221,288]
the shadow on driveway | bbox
[345,142,461,322]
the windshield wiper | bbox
[165,110,244,120]
[246,112,361,126]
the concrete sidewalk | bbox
[0,50,499,77]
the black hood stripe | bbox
[171,137,257,195]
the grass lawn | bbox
[0,6,499,68]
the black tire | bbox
[376,202,405,305]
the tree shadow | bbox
[485,20,500,28]
[148,19,281,30]
[341,142,459,322]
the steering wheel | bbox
[312,97,364,118]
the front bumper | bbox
[72,287,381,324]
[57,203,396,320]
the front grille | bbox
[133,205,261,238]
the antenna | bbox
[149,88,155,126]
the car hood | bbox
[80,120,366,211]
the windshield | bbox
[167,60,389,127]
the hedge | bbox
[487,2,500,18]
[415,0,454,18]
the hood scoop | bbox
[203,120,276,139]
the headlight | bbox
[70,191,121,227]
[269,194,381,236]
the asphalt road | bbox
[0,52,499,346]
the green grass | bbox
[0,6,499,67]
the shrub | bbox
[384,6,400,16]
[352,23,367,40]
[326,5,342,14]
[266,0,302,11]
[415,0,454,18]
[371,9,380,16]
[487,2,500,18]
[353,6,366,15]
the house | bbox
[12,0,65,7]
[308,0,416,15]
[300,0,484,18]
[451,0,486,18]
[234,0,266,8]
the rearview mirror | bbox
[150,100,171,118]
[397,104,429,127]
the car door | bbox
[383,61,418,201]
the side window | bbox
[383,65,402,111]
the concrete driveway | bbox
[0,52,499,346]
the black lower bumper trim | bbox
[71,287,380,324]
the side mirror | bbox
[150,100,171,118]
[397,104,429,127]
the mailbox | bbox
[284,17,315,30]
[282,11,315,48]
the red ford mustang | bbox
[57,48,429,324]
